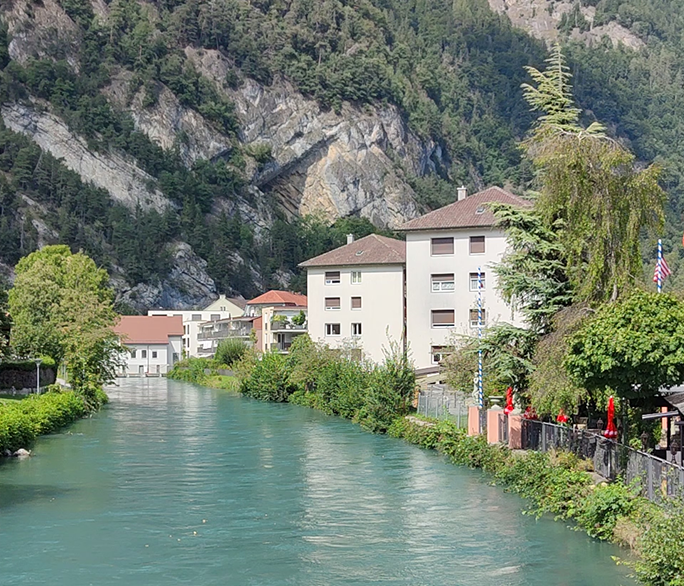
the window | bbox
[351,323,362,336]
[210,314,220,321]
[152,351,158,359]
[431,273,455,292]
[469,272,486,291]
[192,314,202,321]
[173,353,179,363]
[325,271,341,285]
[431,310,455,327]
[470,236,485,254]
[351,271,362,284]
[469,308,487,328]
[325,323,341,336]
[351,296,362,310]
[431,237,454,255]
[325,297,341,310]
[130,349,136,358]
[431,346,447,364]
[141,350,147,359]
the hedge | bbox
[0,391,88,453]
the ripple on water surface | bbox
[0,379,635,586]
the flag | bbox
[653,256,671,283]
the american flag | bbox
[653,256,672,283]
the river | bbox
[0,378,634,585]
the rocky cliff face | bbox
[488,0,644,49]
[0,0,445,309]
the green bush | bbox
[168,357,212,384]
[239,351,293,402]
[214,338,248,368]
[576,482,640,540]
[0,391,87,452]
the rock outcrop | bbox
[2,102,171,212]
[187,48,435,228]
[488,0,644,50]
[114,242,217,312]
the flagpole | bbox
[477,266,484,433]
[658,239,663,294]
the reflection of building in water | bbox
[114,315,183,377]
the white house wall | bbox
[307,265,405,364]
[119,337,182,376]
[148,310,235,357]
[405,227,524,370]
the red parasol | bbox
[556,409,568,424]
[604,396,618,439]
[504,386,514,415]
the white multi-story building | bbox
[114,316,184,376]
[300,234,406,364]
[400,186,530,370]
[148,295,246,357]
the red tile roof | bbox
[114,316,183,345]
[399,187,532,231]
[246,290,308,307]
[298,234,406,268]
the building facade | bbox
[300,234,405,364]
[400,186,529,370]
[148,295,246,357]
[114,316,184,376]
[244,291,308,353]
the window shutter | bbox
[431,237,454,255]
[431,310,455,326]
[351,297,362,309]
[325,297,341,309]
[470,236,485,254]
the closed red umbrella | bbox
[556,409,568,424]
[604,396,618,439]
[504,386,514,415]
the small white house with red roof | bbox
[399,186,531,370]
[114,315,183,376]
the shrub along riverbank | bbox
[0,387,107,454]
[228,335,683,586]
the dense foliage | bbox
[8,246,124,401]
[235,335,415,433]
[0,390,89,453]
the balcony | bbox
[198,331,251,340]
[269,321,307,333]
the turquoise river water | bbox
[0,378,635,586]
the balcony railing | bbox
[269,322,307,332]
[198,331,251,340]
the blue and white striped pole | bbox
[657,239,663,294]
[477,266,484,432]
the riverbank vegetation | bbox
[0,387,107,454]
[388,416,684,586]
[234,335,414,434]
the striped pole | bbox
[477,266,484,431]
[657,239,663,294]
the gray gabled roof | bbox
[299,234,406,268]
[399,187,532,231]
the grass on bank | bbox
[0,386,108,453]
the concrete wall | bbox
[307,264,405,364]
[406,227,525,370]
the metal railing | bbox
[521,420,684,502]
[417,386,468,428]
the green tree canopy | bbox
[564,290,684,401]
[522,46,665,303]
[8,245,122,394]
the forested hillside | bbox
[0,0,684,309]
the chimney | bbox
[457,186,467,201]
[347,234,354,245]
